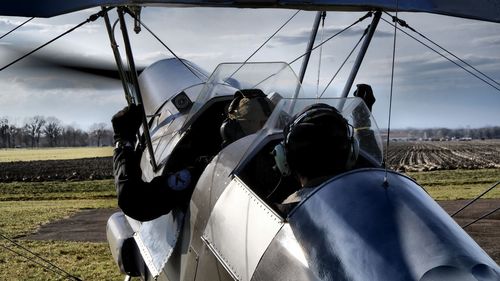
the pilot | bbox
[112,89,275,221]
[273,103,358,207]
[112,105,191,221]
[273,85,376,210]
[220,89,275,147]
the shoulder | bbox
[282,187,315,204]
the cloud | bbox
[472,35,500,47]
[271,25,393,46]
[0,80,125,130]
[397,53,500,79]
[359,50,500,92]
[2,8,499,129]
[0,18,74,34]
[135,51,171,65]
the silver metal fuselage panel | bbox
[283,169,500,280]
[153,134,259,281]
[202,177,284,281]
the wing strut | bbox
[102,7,133,104]
[117,7,158,171]
[103,7,158,171]
[341,10,381,98]
[298,11,324,85]
[291,11,323,110]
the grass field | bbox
[0,147,113,162]
[406,168,500,200]
[0,169,498,280]
[0,179,115,201]
[0,180,120,280]
[0,241,120,280]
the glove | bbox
[353,84,375,112]
[112,104,143,144]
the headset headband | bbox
[284,104,350,147]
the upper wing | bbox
[1,0,500,23]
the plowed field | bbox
[386,140,500,172]
[1,140,499,181]
[0,157,113,182]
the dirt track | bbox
[438,199,500,263]
[22,208,119,242]
[23,199,500,264]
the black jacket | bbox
[113,146,188,221]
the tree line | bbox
[2,115,499,148]
[0,116,113,148]
[387,126,500,140]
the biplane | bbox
[1,1,499,281]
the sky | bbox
[0,7,499,130]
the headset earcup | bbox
[220,119,245,147]
[345,137,359,170]
[272,142,291,176]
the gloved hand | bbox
[353,84,375,112]
[111,104,143,144]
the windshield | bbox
[183,61,313,128]
[146,61,382,169]
[147,62,311,167]
[253,97,384,166]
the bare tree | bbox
[62,125,79,147]
[24,116,46,147]
[43,117,63,147]
[60,126,89,147]
[0,117,8,148]
[89,122,109,147]
[75,128,89,146]
[8,125,20,148]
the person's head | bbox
[274,103,358,186]
[220,89,274,146]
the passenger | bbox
[273,84,376,211]
[220,89,275,147]
[112,105,192,221]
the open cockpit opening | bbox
[236,131,383,216]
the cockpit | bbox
[139,59,383,214]
[139,61,317,180]
[233,97,384,212]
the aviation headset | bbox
[220,89,274,147]
[273,103,359,177]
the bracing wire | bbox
[378,12,500,231]
[462,207,500,229]
[384,2,399,184]
[319,27,367,98]
[383,11,500,89]
[0,243,67,280]
[452,181,500,217]
[123,8,207,82]
[288,12,373,66]
[251,12,372,89]
[380,17,500,93]
[0,8,112,73]
[0,17,34,40]
[227,10,301,80]
[0,233,82,280]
